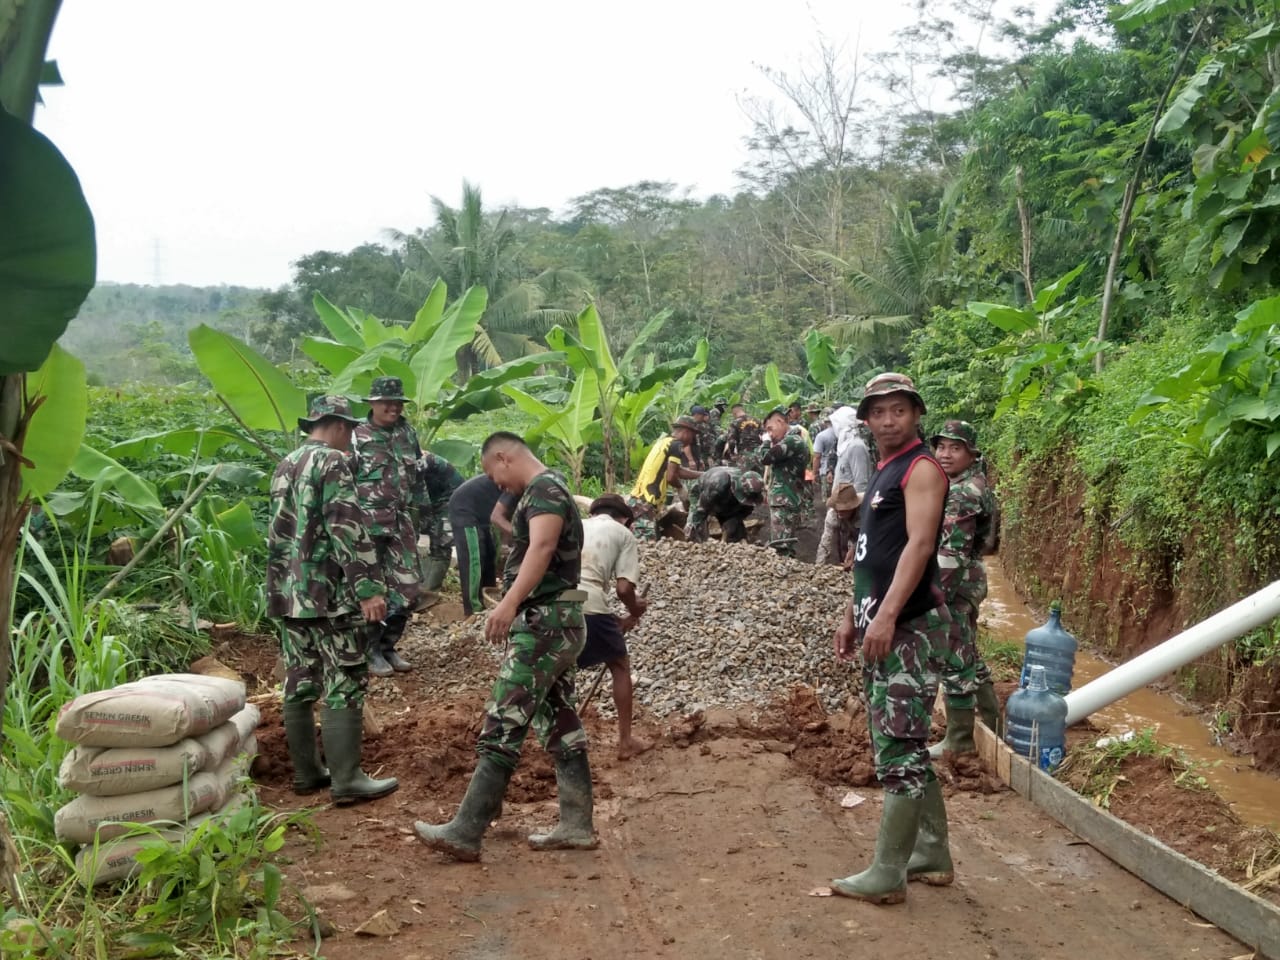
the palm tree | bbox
[391,182,592,377]
[815,182,962,352]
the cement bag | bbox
[196,704,261,768]
[56,674,246,747]
[54,771,222,844]
[75,795,252,887]
[58,739,209,797]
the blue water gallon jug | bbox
[1005,665,1069,772]
[1019,601,1077,694]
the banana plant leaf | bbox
[0,112,96,374]
[19,344,86,498]
[189,325,307,433]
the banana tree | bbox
[501,371,600,491]
[1,1,98,734]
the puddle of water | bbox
[983,559,1280,830]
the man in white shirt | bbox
[578,494,651,759]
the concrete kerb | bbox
[975,721,1280,959]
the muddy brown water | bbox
[984,558,1280,829]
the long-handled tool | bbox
[580,583,649,713]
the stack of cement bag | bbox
[51,673,260,886]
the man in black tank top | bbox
[829,372,955,905]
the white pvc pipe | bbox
[1063,580,1280,725]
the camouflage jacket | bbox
[267,440,383,619]
[352,417,423,536]
[721,414,763,461]
[693,420,718,469]
[937,462,996,608]
[688,466,753,527]
[419,451,464,508]
[759,432,809,506]
[504,471,583,610]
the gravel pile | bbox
[383,539,860,717]
[629,539,858,715]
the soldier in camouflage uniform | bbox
[415,432,597,861]
[684,466,765,543]
[268,396,399,806]
[830,372,953,905]
[352,376,423,676]
[690,405,718,469]
[759,407,809,556]
[717,404,763,467]
[928,420,1000,756]
[418,450,464,594]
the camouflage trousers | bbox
[280,615,368,711]
[421,506,453,561]
[477,601,589,771]
[626,497,659,542]
[768,500,800,556]
[859,605,951,798]
[936,598,992,708]
[374,524,422,613]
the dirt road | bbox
[259,696,1246,960]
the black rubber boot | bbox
[528,751,598,851]
[975,681,1001,737]
[380,612,412,673]
[928,705,977,759]
[423,556,449,592]
[414,757,512,862]
[364,623,394,677]
[321,707,398,805]
[830,792,923,904]
[906,779,954,885]
[282,701,329,794]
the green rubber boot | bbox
[424,556,449,592]
[906,779,954,885]
[975,681,1001,737]
[415,757,512,862]
[830,791,922,904]
[528,751,599,851]
[282,701,329,794]
[320,707,398,806]
[928,705,977,759]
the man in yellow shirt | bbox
[626,417,702,540]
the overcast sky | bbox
[39,1,955,289]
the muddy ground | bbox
[215,619,1267,960]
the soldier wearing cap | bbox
[416,431,596,860]
[684,466,765,543]
[928,420,1000,757]
[352,376,424,676]
[626,416,702,541]
[268,396,398,806]
[577,494,652,760]
[690,405,718,470]
[718,404,763,467]
[759,406,809,556]
[830,371,953,905]
[711,396,729,431]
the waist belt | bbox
[555,589,588,602]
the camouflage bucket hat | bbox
[672,415,700,432]
[738,470,765,502]
[713,396,729,408]
[366,376,409,402]
[856,371,927,420]
[298,395,361,432]
[930,419,981,455]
